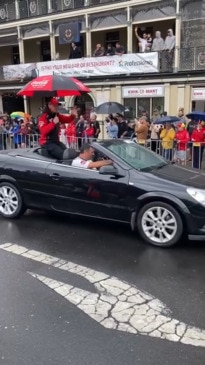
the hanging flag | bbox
[59,22,81,45]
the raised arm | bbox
[58,106,78,124]
[134,26,141,41]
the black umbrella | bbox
[186,111,205,121]
[153,116,181,125]
[95,102,126,114]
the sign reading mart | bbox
[123,85,164,98]
[3,53,159,81]
[192,88,205,100]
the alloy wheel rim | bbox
[141,206,177,244]
[0,186,18,216]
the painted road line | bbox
[1,243,205,348]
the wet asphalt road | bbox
[0,210,205,365]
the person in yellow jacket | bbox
[160,122,175,160]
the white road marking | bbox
[1,243,205,348]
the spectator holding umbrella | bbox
[38,97,78,160]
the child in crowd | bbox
[174,123,190,165]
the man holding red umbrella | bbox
[38,97,78,160]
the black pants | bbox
[151,140,158,153]
[43,141,66,160]
[193,146,204,169]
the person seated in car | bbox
[38,97,78,160]
[72,143,113,169]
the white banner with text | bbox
[3,53,159,81]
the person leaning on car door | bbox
[38,97,78,160]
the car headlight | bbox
[187,188,205,206]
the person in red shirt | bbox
[38,97,77,160]
[174,123,190,165]
[191,122,205,169]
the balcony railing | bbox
[179,47,205,72]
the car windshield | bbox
[101,140,167,172]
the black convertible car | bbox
[0,140,205,247]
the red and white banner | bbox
[3,53,159,81]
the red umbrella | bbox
[17,75,91,97]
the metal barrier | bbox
[0,133,204,170]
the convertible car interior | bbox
[34,147,80,165]
[2,146,110,168]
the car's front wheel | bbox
[0,182,26,219]
[137,201,183,247]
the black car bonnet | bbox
[151,164,205,189]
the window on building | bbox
[137,98,151,117]
[105,31,119,48]
[124,96,164,120]
[152,97,164,115]
[137,97,164,117]
[124,98,136,120]
[12,46,20,64]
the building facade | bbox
[0,0,204,117]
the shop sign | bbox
[122,86,164,98]
[192,88,205,100]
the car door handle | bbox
[50,173,60,180]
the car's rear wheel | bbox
[137,201,183,247]
[0,182,26,219]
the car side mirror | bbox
[99,165,121,176]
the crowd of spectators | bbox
[0,105,204,170]
[0,114,38,150]
[106,106,205,169]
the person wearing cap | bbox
[174,123,189,165]
[38,97,78,160]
